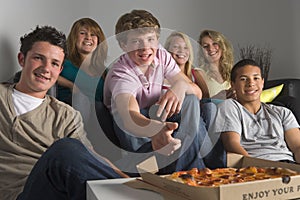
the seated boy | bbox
[212,59,300,163]
[0,25,126,200]
[103,9,216,174]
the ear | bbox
[120,42,127,52]
[17,52,25,68]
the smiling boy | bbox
[212,59,300,163]
[103,10,213,174]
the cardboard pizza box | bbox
[125,153,300,200]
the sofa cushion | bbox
[261,84,284,103]
[264,79,300,100]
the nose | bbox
[85,32,92,39]
[139,40,150,50]
[247,79,255,86]
[41,60,51,72]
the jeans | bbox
[201,101,226,169]
[17,138,121,200]
[113,95,207,175]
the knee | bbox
[45,138,88,162]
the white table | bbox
[87,178,164,200]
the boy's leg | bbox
[17,138,121,200]
[157,95,207,174]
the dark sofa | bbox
[264,78,300,100]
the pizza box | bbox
[125,153,300,200]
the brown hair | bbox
[115,10,160,46]
[67,17,107,67]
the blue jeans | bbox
[17,138,121,200]
[201,101,226,169]
[113,95,207,175]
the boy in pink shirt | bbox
[104,10,217,174]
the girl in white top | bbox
[195,29,235,100]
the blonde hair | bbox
[67,17,107,68]
[198,29,233,82]
[164,31,194,80]
[115,10,160,46]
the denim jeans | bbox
[201,101,226,169]
[113,95,207,175]
[17,138,121,200]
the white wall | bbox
[1,0,299,160]
[1,0,300,82]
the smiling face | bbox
[231,65,264,105]
[201,36,222,64]
[16,41,64,98]
[121,30,159,67]
[167,36,189,69]
[76,26,98,57]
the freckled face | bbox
[16,41,64,98]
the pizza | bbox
[166,166,300,187]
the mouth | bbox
[244,89,258,95]
[139,53,152,61]
[83,41,93,46]
[176,54,186,59]
[35,73,50,81]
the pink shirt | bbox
[104,45,180,111]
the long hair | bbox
[198,29,234,82]
[67,17,107,68]
[164,31,194,80]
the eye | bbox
[240,77,247,81]
[79,31,86,35]
[34,55,42,61]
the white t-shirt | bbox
[12,89,44,116]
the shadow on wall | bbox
[0,37,17,82]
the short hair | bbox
[115,9,160,46]
[231,59,263,82]
[20,25,67,59]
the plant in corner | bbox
[238,44,272,81]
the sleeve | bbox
[211,99,243,135]
[62,107,93,148]
[273,105,300,131]
[158,47,181,80]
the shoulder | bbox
[264,103,294,117]
[47,96,81,117]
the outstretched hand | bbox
[151,122,181,156]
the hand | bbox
[156,83,186,121]
[151,122,181,156]
[226,88,236,99]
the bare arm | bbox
[158,71,202,121]
[192,69,210,99]
[221,131,249,156]
[284,128,300,163]
[115,93,180,154]
[57,76,74,90]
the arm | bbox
[158,71,202,121]
[115,93,180,153]
[57,76,74,91]
[192,69,210,99]
[284,128,300,163]
[221,131,249,156]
